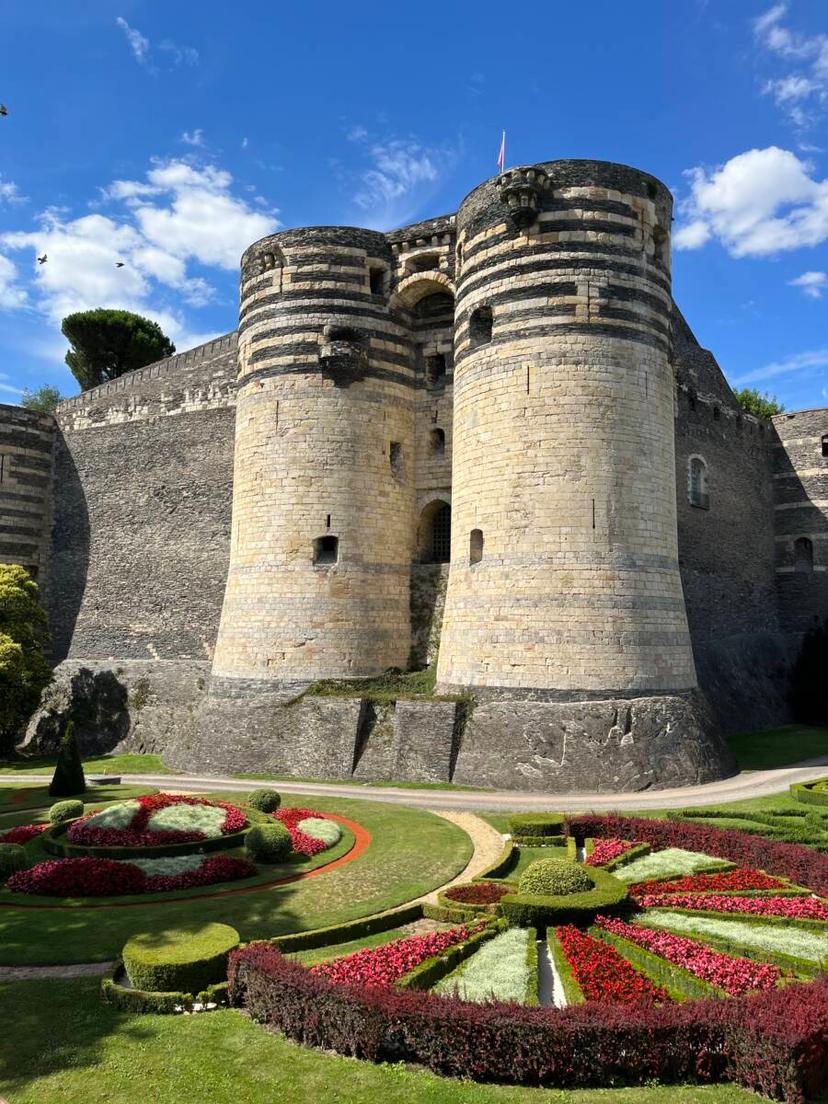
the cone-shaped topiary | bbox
[519,857,593,896]
[246,789,282,813]
[48,798,84,824]
[0,843,28,879]
[48,720,86,797]
[245,821,292,862]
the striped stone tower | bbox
[211,227,417,685]
[437,160,698,697]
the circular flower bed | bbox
[273,807,343,856]
[66,794,247,849]
[443,881,511,907]
[0,823,47,846]
[7,853,257,897]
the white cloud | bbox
[754,4,828,126]
[788,270,827,298]
[0,254,27,311]
[346,129,457,229]
[674,146,828,256]
[0,178,25,205]
[115,17,198,72]
[0,373,22,397]
[733,348,828,386]
[115,17,150,65]
[180,129,205,147]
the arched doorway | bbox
[418,500,451,563]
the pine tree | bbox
[48,720,86,797]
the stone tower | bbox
[437,160,698,698]
[210,226,417,684]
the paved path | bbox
[415,811,505,903]
[7,758,828,812]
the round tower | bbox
[211,226,416,684]
[437,160,697,696]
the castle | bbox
[2,158,826,791]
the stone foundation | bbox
[21,661,735,793]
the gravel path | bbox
[415,810,506,904]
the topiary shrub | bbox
[48,720,86,797]
[246,788,282,813]
[123,923,239,995]
[245,821,292,863]
[519,858,593,896]
[49,799,84,824]
[507,813,565,838]
[0,843,28,878]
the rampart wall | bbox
[0,403,54,581]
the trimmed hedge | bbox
[398,921,503,991]
[565,814,828,897]
[790,780,828,808]
[123,923,240,994]
[229,942,828,1102]
[49,799,84,824]
[519,858,593,896]
[0,843,27,878]
[100,959,229,1014]
[507,813,565,838]
[602,842,651,871]
[245,821,292,863]
[272,903,424,954]
[422,901,484,924]
[501,865,629,928]
[593,927,724,1001]
[246,789,282,813]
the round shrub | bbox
[49,799,84,824]
[247,789,282,813]
[0,843,27,879]
[123,923,240,994]
[519,858,593,897]
[245,821,292,862]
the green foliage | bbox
[0,842,27,878]
[48,720,86,797]
[20,384,63,413]
[518,857,593,896]
[246,788,282,813]
[791,780,828,807]
[122,923,240,995]
[272,903,424,954]
[0,564,51,755]
[61,308,175,391]
[434,927,532,1003]
[546,929,585,1004]
[733,387,785,418]
[101,964,228,1013]
[245,820,292,862]
[398,920,503,991]
[595,928,723,1000]
[790,620,828,725]
[48,798,84,824]
[501,866,629,928]
[507,813,565,838]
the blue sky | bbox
[1,0,827,411]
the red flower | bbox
[7,854,257,897]
[67,793,246,847]
[311,924,481,988]
[0,824,47,845]
[273,807,329,856]
[585,838,641,867]
[555,925,671,1005]
[631,868,790,897]
[444,882,510,905]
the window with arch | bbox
[418,501,451,564]
[469,305,493,348]
[469,528,484,565]
[794,536,814,573]
[429,428,445,456]
[313,535,339,566]
[688,456,709,510]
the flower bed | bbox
[612,848,731,885]
[0,823,47,845]
[443,882,510,906]
[311,924,479,988]
[434,927,533,1003]
[274,807,339,857]
[555,925,670,1005]
[585,839,640,867]
[595,917,782,995]
[643,911,828,967]
[67,794,246,848]
[639,893,828,921]
[631,868,791,897]
[6,853,257,897]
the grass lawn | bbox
[0,976,764,1104]
[0,752,175,776]
[0,791,472,965]
[725,724,828,770]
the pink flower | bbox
[311,924,481,988]
[585,839,641,867]
[637,893,828,920]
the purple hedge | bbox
[228,942,828,1102]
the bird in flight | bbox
[0,105,8,117]
[115,261,125,268]
[37,254,47,265]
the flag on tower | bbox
[497,131,506,173]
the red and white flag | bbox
[497,130,506,173]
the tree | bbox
[733,387,785,418]
[790,619,828,725]
[0,564,51,755]
[48,720,86,797]
[61,309,175,392]
[20,385,63,414]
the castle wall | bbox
[771,408,828,632]
[47,334,238,661]
[0,403,54,582]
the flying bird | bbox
[0,105,8,117]
[37,254,47,265]
[115,261,125,268]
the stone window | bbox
[313,535,338,565]
[408,253,439,274]
[369,267,386,296]
[822,434,828,458]
[469,528,484,565]
[794,536,814,573]
[425,353,446,390]
[429,428,445,456]
[469,305,493,348]
[688,456,709,510]
[418,501,451,564]
[389,441,403,477]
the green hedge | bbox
[421,901,484,924]
[547,928,583,1004]
[593,928,723,1000]
[398,920,504,991]
[525,927,539,1005]
[245,821,292,862]
[0,843,27,878]
[601,842,651,871]
[501,865,629,928]
[40,818,255,861]
[790,780,828,807]
[48,799,84,824]
[507,813,564,838]
[272,903,424,953]
[519,857,593,896]
[100,960,228,1014]
[123,923,240,994]
[472,838,515,881]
